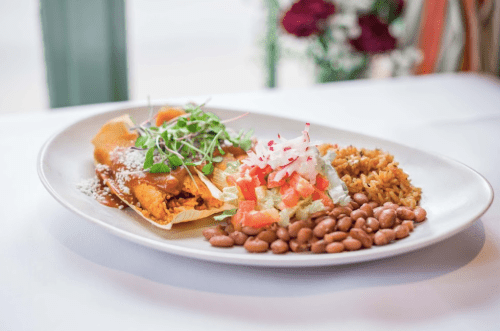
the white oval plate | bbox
[38,105,494,267]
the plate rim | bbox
[37,104,495,267]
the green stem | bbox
[178,140,207,158]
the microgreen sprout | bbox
[134,104,253,176]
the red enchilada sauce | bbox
[93,145,245,209]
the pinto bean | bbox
[349,228,372,248]
[270,239,289,254]
[276,227,291,241]
[402,220,414,232]
[360,203,374,217]
[380,229,396,242]
[241,226,262,236]
[373,231,390,246]
[224,223,235,233]
[353,193,369,205]
[343,238,362,251]
[289,239,308,252]
[384,202,399,210]
[304,218,316,229]
[394,225,410,239]
[257,230,278,244]
[331,206,352,218]
[354,217,366,229]
[297,228,313,244]
[378,209,396,229]
[313,217,336,238]
[244,237,269,253]
[326,242,345,253]
[396,206,415,220]
[366,217,379,233]
[336,216,353,232]
[202,228,225,240]
[209,235,234,247]
[311,240,328,254]
[310,210,328,219]
[351,209,368,221]
[324,231,348,243]
[414,207,427,222]
[373,206,385,219]
[229,231,248,245]
[288,220,307,238]
[349,201,360,210]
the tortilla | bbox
[91,114,236,229]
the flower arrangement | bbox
[266,0,421,85]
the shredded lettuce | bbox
[213,209,237,221]
[295,200,326,220]
[317,149,351,206]
[279,197,313,225]
[256,187,281,211]
[225,160,241,174]
[279,207,298,227]
[220,186,239,205]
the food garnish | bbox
[216,124,351,230]
[80,105,427,254]
[132,103,253,176]
[82,104,253,229]
[203,125,427,254]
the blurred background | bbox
[1,0,499,114]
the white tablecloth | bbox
[1,73,498,330]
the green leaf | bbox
[144,147,155,169]
[177,117,187,127]
[239,138,252,151]
[161,130,170,142]
[202,163,214,175]
[168,154,183,167]
[137,103,251,175]
[210,123,224,133]
[135,135,147,148]
[187,123,199,132]
[213,209,238,221]
[150,163,171,173]
[243,129,254,141]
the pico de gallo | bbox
[218,124,351,229]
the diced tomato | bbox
[312,187,334,208]
[289,173,315,198]
[231,200,256,227]
[249,165,272,186]
[280,184,300,208]
[236,176,259,200]
[239,164,251,173]
[242,208,280,228]
[267,170,287,188]
[315,174,330,191]
[226,174,237,186]
[239,200,256,212]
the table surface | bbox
[1,73,499,331]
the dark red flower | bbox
[281,0,336,37]
[349,14,397,54]
[394,0,405,17]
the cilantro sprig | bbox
[134,104,253,175]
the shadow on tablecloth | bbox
[41,197,488,296]
[41,194,500,324]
